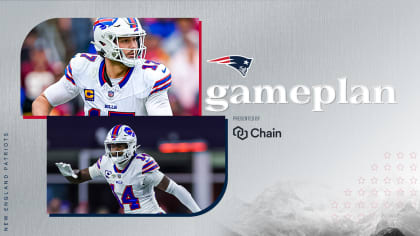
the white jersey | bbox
[89,153,165,214]
[46,53,172,116]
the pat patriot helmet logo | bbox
[208,55,253,77]
[233,126,248,140]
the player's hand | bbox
[55,162,78,179]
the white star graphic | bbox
[344,202,351,208]
[371,202,378,208]
[371,189,378,196]
[396,177,404,184]
[344,189,352,196]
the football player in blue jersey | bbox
[32,18,173,116]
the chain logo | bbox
[233,126,248,140]
[233,126,282,140]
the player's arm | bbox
[145,64,173,116]
[147,170,201,213]
[55,162,92,184]
[32,93,53,116]
[32,71,79,116]
[145,91,173,116]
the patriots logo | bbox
[207,55,253,77]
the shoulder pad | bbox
[136,153,160,174]
[67,53,102,84]
[96,155,106,169]
[142,62,172,95]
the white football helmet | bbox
[104,124,139,164]
[92,17,147,67]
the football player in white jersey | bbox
[32,18,173,116]
[55,124,201,214]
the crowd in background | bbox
[21,18,200,116]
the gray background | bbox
[2,0,420,235]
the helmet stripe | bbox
[126,18,138,29]
[111,125,122,139]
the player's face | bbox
[118,37,138,59]
[109,143,128,157]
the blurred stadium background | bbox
[21,18,200,116]
[47,116,225,214]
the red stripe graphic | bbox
[207,56,230,63]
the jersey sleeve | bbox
[148,63,172,96]
[43,75,80,106]
[145,91,173,115]
[143,170,165,187]
[63,60,77,87]
[137,153,160,174]
[61,53,99,88]
[44,54,88,106]
[88,156,104,179]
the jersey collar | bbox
[99,60,134,88]
[113,156,135,174]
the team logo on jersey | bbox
[84,89,95,101]
[207,55,253,77]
